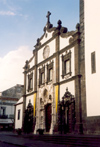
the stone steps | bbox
[23,134,100,147]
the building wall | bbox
[0,85,23,130]
[29,56,35,69]
[38,39,55,63]
[60,36,72,50]
[26,95,34,107]
[84,0,100,117]
[15,103,23,129]
[1,84,23,99]
[40,31,54,45]
[79,0,100,134]
[0,105,14,116]
[60,81,75,101]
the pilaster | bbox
[80,0,87,134]
[22,71,27,129]
[34,49,37,92]
[74,26,83,133]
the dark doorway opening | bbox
[58,88,76,134]
[45,104,51,132]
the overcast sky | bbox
[0,0,79,91]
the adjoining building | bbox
[0,84,23,130]
[14,97,23,130]
[15,0,100,135]
[80,0,100,134]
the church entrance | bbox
[64,102,75,133]
[45,104,51,132]
[58,88,75,134]
[23,100,34,134]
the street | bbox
[0,142,19,147]
[0,132,67,147]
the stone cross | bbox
[46,11,51,24]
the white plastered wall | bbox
[26,95,34,108]
[0,105,14,117]
[38,39,55,63]
[60,36,71,50]
[15,103,23,129]
[84,0,100,116]
[60,81,75,101]
[40,31,54,45]
[29,56,35,69]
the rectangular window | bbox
[47,62,53,83]
[18,110,20,120]
[91,52,96,74]
[28,72,33,91]
[29,78,32,89]
[1,107,6,115]
[39,66,45,86]
[41,72,45,84]
[49,68,53,81]
[65,60,70,74]
[62,51,71,78]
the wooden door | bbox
[45,104,51,132]
[66,102,75,133]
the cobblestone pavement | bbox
[0,131,67,147]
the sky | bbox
[0,0,79,92]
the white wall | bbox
[40,31,54,45]
[0,105,14,116]
[60,81,75,101]
[38,39,55,63]
[26,94,35,109]
[84,0,100,116]
[60,36,71,50]
[15,103,23,129]
[29,56,35,69]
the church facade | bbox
[15,0,100,135]
[22,12,82,134]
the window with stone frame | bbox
[47,62,53,83]
[91,51,96,74]
[1,107,6,116]
[18,109,20,120]
[39,66,45,86]
[41,72,45,84]
[28,72,33,91]
[49,68,53,81]
[65,59,70,74]
[62,51,71,78]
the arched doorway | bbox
[23,100,34,134]
[45,104,51,132]
[65,102,75,133]
[58,88,75,134]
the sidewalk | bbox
[0,131,67,147]
[0,131,100,147]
